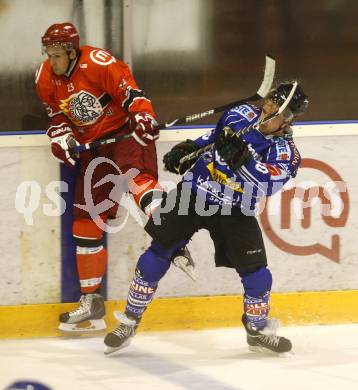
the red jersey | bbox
[35,45,156,144]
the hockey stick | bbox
[177,80,298,170]
[162,55,275,127]
[71,55,276,154]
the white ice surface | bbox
[1,324,358,390]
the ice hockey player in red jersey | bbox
[35,22,167,332]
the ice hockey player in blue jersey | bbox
[104,81,309,355]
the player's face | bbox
[46,46,71,75]
[259,100,291,136]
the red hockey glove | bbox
[46,122,79,168]
[129,112,159,146]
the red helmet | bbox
[41,22,80,51]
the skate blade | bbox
[104,339,132,355]
[173,258,197,281]
[248,345,293,356]
[59,319,106,332]
[175,264,197,281]
[248,345,268,353]
[183,266,197,281]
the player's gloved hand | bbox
[47,123,79,168]
[129,112,159,146]
[215,126,251,171]
[163,139,199,174]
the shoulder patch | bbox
[230,104,258,122]
[89,49,116,66]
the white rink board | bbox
[0,146,61,305]
[0,124,357,304]
[108,135,358,299]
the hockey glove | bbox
[215,126,251,171]
[163,139,199,174]
[47,122,79,168]
[129,112,159,146]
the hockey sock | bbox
[125,267,159,319]
[76,244,107,294]
[73,219,107,294]
[240,267,272,331]
[125,240,185,319]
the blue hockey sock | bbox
[240,267,272,331]
[125,240,186,319]
[125,267,159,319]
[243,291,270,331]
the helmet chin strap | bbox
[64,53,79,77]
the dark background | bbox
[1,0,358,132]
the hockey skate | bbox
[104,312,138,355]
[242,314,292,353]
[58,293,106,332]
[171,246,197,281]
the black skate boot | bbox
[59,293,106,332]
[104,312,139,355]
[242,314,292,353]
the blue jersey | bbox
[182,103,301,215]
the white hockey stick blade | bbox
[257,55,276,98]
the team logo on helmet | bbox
[59,90,103,125]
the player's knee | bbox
[73,219,104,252]
[137,240,185,282]
[239,266,272,297]
[130,173,164,216]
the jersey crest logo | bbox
[59,90,103,126]
[90,49,116,66]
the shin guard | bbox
[240,267,272,331]
[125,268,159,319]
[73,219,107,294]
[125,240,174,319]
